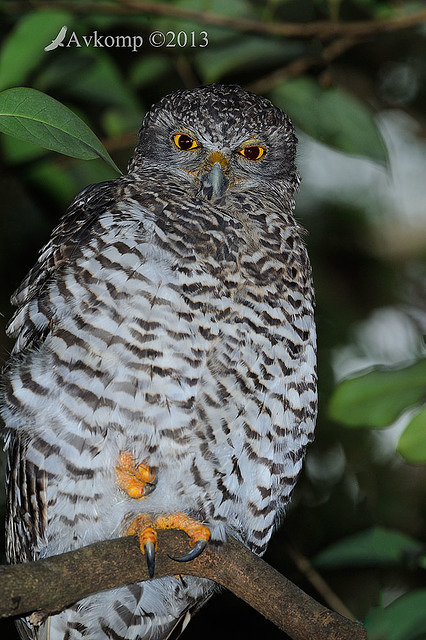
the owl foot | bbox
[155,514,211,564]
[126,514,158,578]
[116,452,155,499]
[125,513,211,579]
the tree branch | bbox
[3,2,426,41]
[0,531,366,640]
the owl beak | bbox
[199,152,230,200]
[205,162,229,199]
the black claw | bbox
[145,541,156,579]
[168,539,208,563]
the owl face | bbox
[131,84,299,200]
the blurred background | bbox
[0,1,425,639]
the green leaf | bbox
[0,87,120,173]
[271,77,388,165]
[28,157,118,207]
[129,56,173,89]
[1,132,47,163]
[153,0,253,40]
[0,11,71,91]
[65,52,139,112]
[365,590,426,640]
[397,407,426,463]
[313,527,423,569]
[328,359,426,428]
[27,158,78,205]
[196,36,304,84]
[34,52,95,93]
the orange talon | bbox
[124,512,211,578]
[116,452,155,499]
[125,514,158,579]
[126,514,158,551]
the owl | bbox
[1,84,317,640]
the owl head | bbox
[129,84,299,200]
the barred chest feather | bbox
[3,173,316,560]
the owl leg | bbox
[125,513,211,578]
[116,451,155,499]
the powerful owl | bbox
[1,84,317,640]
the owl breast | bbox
[3,183,316,559]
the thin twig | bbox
[247,36,362,93]
[286,544,356,621]
[3,1,426,41]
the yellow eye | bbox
[172,133,200,151]
[238,145,265,161]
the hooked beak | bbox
[199,157,229,200]
[206,162,229,198]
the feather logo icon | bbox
[44,26,68,51]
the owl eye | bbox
[238,145,265,161]
[172,133,200,151]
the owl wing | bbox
[6,180,120,356]
[5,433,48,564]
[4,180,119,560]
[3,179,125,639]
